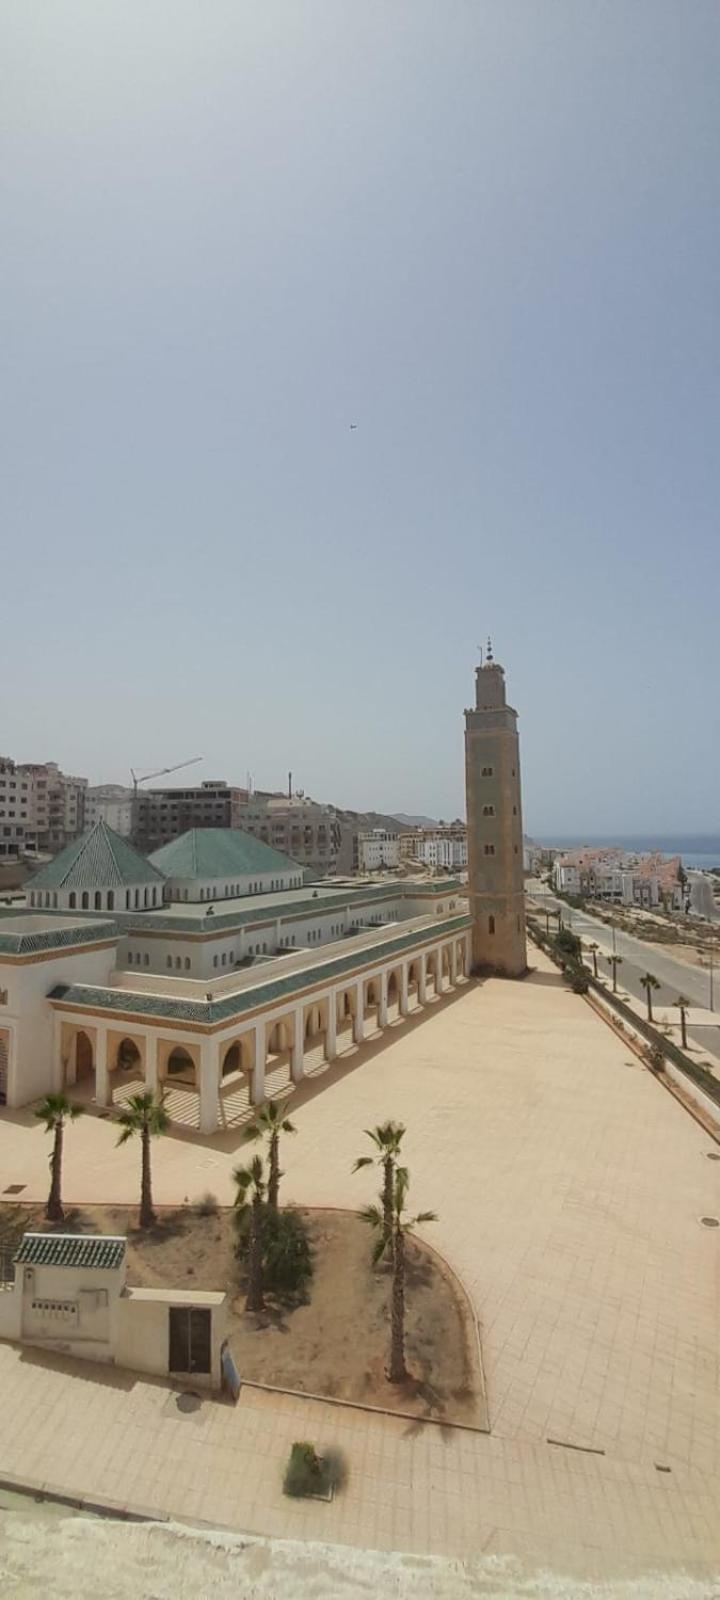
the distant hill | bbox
[392,813,440,829]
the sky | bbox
[3,2,719,836]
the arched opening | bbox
[222,1042,241,1077]
[94,891,102,910]
[69,892,76,909]
[81,892,89,910]
[75,1031,94,1082]
[488,916,495,935]
[107,890,115,911]
[115,1037,141,1074]
[166,1046,196,1084]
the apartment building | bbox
[85,785,134,837]
[0,759,87,857]
[399,824,468,871]
[355,828,400,872]
[237,795,343,877]
[134,781,250,852]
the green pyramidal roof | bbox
[149,827,301,880]
[15,1233,126,1271]
[29,820,164,891]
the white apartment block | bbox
[85,785,134,838]
[355,829,400,872]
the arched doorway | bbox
[115,1037,141,1074]
[166,1046,196,1085]
[75,1031,94,1082]
[222,1042,241,1077]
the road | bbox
[526,883,720,1063]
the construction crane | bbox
[128,748,200,800]
[130,757,203,840]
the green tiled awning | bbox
[14,1233,126,1271]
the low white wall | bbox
[0,1286,21,1341]
[114,1288,226,1389]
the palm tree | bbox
[639,972,660,1023]
[233,1153,267,1312]
[247,1100,296,1210]
[587,942,600,979]
[674,995,691,1050]
[360,1167,437,1384]
[607,953,623,993]
[116,1093,169,1229]
[34,1094,84,1223]
[353,1120,406,1252]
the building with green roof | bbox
[27,819,164,915]
[149,827,304,904]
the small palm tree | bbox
[640,972,660,1023]
[116,1093,169,1229]
[361,1167,437,1383]
[607,952,623,993]
[674,995,691,1050]
[587,942,599,979]
[34,1094,84,1223]
[353,1121,406,1252]
[233,1153,267,1312]
[247,1100,296,1210]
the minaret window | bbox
[481,766,494,777]
[489,916,495,934]
[484,844,495,856]
[482,806,495,816]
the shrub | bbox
[646,1045,666,1073]
[284,1441,324,1498]
[571,972,590,994]
[194,1191,219,1217]
[554,928,582,961]
[235,1205,313,1299]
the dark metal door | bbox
[168,1306,211,1374]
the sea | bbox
[536,836,720,871]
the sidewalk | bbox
[1,1339,718,1583]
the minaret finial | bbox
[486,636,493,663]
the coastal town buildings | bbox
[399,826,468,871]
[552,847,684,910]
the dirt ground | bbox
[0,1203,486,1428]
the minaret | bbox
[464,641,527,976]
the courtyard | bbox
[1,949,719,1582]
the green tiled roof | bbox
[114,877,464,938]
[14,1233,126,1271]
[149,828,302,881]
[28,822,163,892]
[0,915,117,956]
[48,911,471,1026]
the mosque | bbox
[0,655,526,1132]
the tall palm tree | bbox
[353,1120,406,1252]
[639,972,660,1023]
[34,1094,84,1223]
[360,1167,437,1384]
[587,942,600,979]
[116,1093,169,1229]
[607,952,623,993]
[247,1100,296,1210]
[233,1153,267,1312]
[674,995,691,1051]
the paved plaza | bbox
[1,950,720,1583]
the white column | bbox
[378,971,388,1027]
[354,980,365,1043]
[251,1021,265,1105]
[435,947,443,995]
[418,953,428,1004]
[325,993,337,1061]
[95,1024,110,1107]
[291,1008,304,1083]
[145,1032,158,1095]
[52,1015,65,1092]
[400,964,409,1015]
[451,942,459,983]
[199,1038,219,1135]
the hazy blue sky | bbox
[3,2,719,834]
